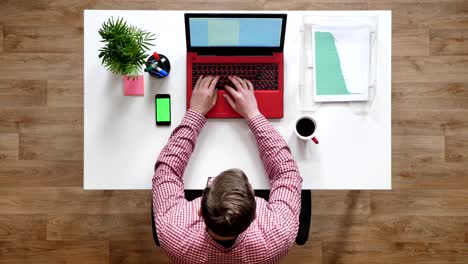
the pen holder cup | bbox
[146,54,171,78]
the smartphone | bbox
[155,94,171,126]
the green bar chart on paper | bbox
[314,32,351,95]
[312,25,370,102]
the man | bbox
[152,75,302,264]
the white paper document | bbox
[312,24,370,102]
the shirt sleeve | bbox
[152,109,206,222]
[248,114,303,243]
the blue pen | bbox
[153,71,164,77]
[155,66,168,77]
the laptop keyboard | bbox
[191,63,279,90]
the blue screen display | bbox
[189,17,283,47]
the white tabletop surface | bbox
[84,10,391,190]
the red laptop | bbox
[185,13,287,118]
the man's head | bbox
[201,169,256,239]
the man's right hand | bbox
[224,76,261,121]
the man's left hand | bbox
[190,75,219,115]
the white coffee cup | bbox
[294,116,319,144]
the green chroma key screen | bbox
[156,98,170,122]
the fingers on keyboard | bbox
[191,64,279,90]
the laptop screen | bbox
[189,17,282,47]
[188,17,284,48]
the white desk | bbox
[84,10,391,190]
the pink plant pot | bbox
[123,75,144,96]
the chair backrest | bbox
[150,201,160,246]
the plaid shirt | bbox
[152,110,302,264]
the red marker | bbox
[153,52,161,61]
[153,51,168,71]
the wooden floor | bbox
[0,0,467,263]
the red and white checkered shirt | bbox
[153,110,302,264]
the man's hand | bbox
[190,76,219,115]
[224,76,261,120]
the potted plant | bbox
[98,17,155,96]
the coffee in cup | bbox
[295,116,319,144]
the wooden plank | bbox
[393,56,468,83]
[52,0,155,9]
[0,0,75,28]
[0,215,46,240]
[49,0,368,11]
[0,107,83,134]
[262,1,368,10]
[46,0,96,27]
[264,0,368,4]
[368,2,468,30]
[393,29,430,56]
[47,80,83,107]
[118,240,321,264]
[0,107,44,133]
[39,106,83,135]
[445,132,468,163]
[0,188,150,214]
[19,133,82,160]
[392,118,444,136]
[0,53,48,80]
[0,11,49,27]
[0,133,18,160]
[369,215,468,243]
[0,24,3,52]
[392,135,444,164]
[87,0,260,10]
[392,109,468,136]
[0,53,82,80]
[322,241,368,264]
[393,82,468,110]
[0,240,108,264]
[393,56,430,83]
[0,0,49,14]
[323,241,468,264]
[3,26,82,53]
[311,191,370,216]
[431,29,468,56]
[109,240,171,264]
[47,214,153,240]
[310,215,368,242]
[371,190,468,216]
[0,160,82,187]
[46,53,82,81]
[282,241,322,264]
[0,80,47,106]
[393,161,468,189]
[371,0,468,2]
[428,56,468,82]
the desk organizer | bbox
[146,54,171,78]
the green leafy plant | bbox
[98,17,155,77]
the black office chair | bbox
[151,190,311,247]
